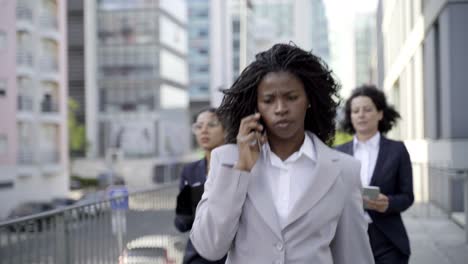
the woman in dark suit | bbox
[336,85,414,264]
[174,108,227,264]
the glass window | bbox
[0,134,7,155]
[0,80,6,96]
[232,20,240,33]
[98,12,158,45]
[198,29,208,37]
[198,65,208,73]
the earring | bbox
[308,104,311,108]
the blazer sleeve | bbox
[190,148,250,261]
[386,142,414,214]
[174,165,194,232]
[331,159,375,264]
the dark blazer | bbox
[175,159,226,264]
[336,136,414,256]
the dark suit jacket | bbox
[175,159,226,264]
[336,136,414,256]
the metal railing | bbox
[41,100,59,113]
[0,184,186,264]
[428,165,468,242]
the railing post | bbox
[55,214,70,263]
[464,170,468,243]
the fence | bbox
[0,184,186,264]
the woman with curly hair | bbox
[336,85,414,264]
[174,108,227,264]
[190,43,374,263]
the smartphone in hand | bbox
[362,186,380,200]
[254,111,265,151]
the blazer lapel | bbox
[284,133,341,229]
[219,146,282,239]
[344,141,353,155]
[197,158,208,183]
[370,136,389,186]
[247,161,282,239]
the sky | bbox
[324,0,378,19]
[323,0,379,97]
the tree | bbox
[333,131,353,147]
[68,98,86,156]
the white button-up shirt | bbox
[353,132,380,187]
[261,133,316,229]
[353,132,380,223]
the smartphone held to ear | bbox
[253,111,265,151]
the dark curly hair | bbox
[216,43,341,145]
[340,84,401,134]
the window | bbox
[0,80,6,96]
[232,20,240,33]
[0,134,7,155]
[198,65,208,73]
[0,31,6,50]
[198,85,208,91]
[198,48,208,55]
[198,29,208,37]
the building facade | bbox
[378,0,468,206]
[231,0,255,81]
[355,11,377,87]
[84,0,190,159]
[253,0,330,62]
[187,0,211,118]
[0,0,69,219]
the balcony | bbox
[16,50,34,68]
[16,4,33,23]
[39,149,60,164]
[17,95,34,112]
[39,14,58,31]
[41,99,59,113]
[17,149,35,165]
[39,58,58,74]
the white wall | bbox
[209,0,233,107]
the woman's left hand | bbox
[364,194,389,213]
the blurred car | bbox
[69,178,82,190]
[7,201,55,232]
[51,197,77,208]
[119,235,185,264]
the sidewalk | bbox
[404,203,468,264]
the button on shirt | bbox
[261,133,316,229]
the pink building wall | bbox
[0,0,18,166]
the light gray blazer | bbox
[190,132,374,264]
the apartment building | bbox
[0,0,68,219]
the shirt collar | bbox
[353,132,381,150]
[264,133,316,167]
